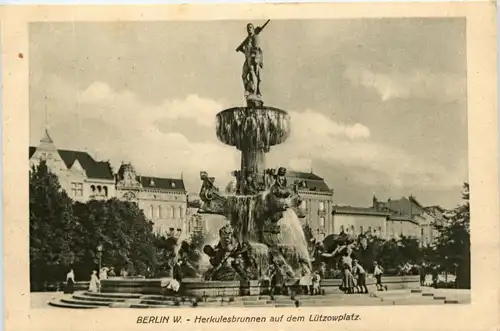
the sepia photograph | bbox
[27,17,472,310]
[1,3,498,331]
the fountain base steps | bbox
[372,288,471,305]
[47,288,470,309]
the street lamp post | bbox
[97,244,103,271]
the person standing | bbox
[64,269,75,294]
[419,263,427,286]
[99,267,108,281]
[432,265,439,289]
[340,249,356,294]
[299,268,312,295]
[89,270,100,293]
[373,261,387,291]
[353,260,369,294]
[108,267,116,278]
[312,271,321,295]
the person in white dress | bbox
[99,268,108,280]
[89,270,100,293]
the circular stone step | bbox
[60,298,110,307]
[73,293,127,303]
[84,292,142,299]
[49,300,99,309]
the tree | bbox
[29,161,79,288]
[72,199,158,277]
[398,236,422,264]
[153,234,178,276]
[433,183,470,288]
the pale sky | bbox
[29,19,468,209]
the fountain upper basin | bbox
[216,107,290,150]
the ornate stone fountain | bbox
[197,20,310,284]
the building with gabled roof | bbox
[29,129,188,236]
[29,129,116,202]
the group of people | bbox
[298,266,322,295]
[335,247,386,294]
[316,234,388,294]
[63,266,125,294]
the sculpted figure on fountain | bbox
[236,20,270,107]
[203,224,258,281]
[199,171,228,215]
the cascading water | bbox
[277,208,312,270]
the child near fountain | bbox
[352,259,368,294]
[299,268,312,295]
[373,261,387,291]
[312,271,321,295]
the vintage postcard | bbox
[1,3,498,331]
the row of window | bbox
[90,185,109,197]
[148,205,184,220]
[301,200,326,212]
[338,225,383,235]
[70,182,110,198]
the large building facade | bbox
[287,171,335,241]
[115,163,188,235]
[331,196,447,245]
[29,129,187,236]
[29,129,116,202]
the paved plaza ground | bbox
[31,286,471,309]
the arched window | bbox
[340,225,344,233]
[318,201,325,212]
[103,186,108,197]
[368,226,372,234]
[149,205,154,219]
[319,217,325,228]
[157,205,161,219]
[350,225,355,234]
[360,226,364,234]
[169,206,174,219]
[179,207,183,220]
[91,185,96,193]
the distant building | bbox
[286,171,335,241]
[329,195,448,245]
[115,163,188,235]
[29,129,115,202]
[331,206,388,238]
[375,196,445,244]
[29,129,187,236]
